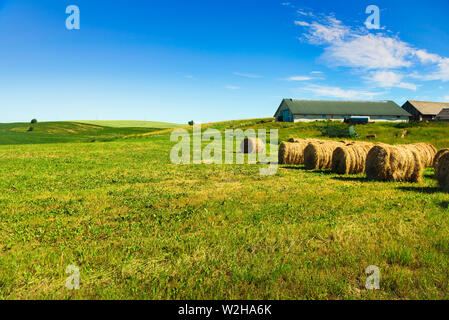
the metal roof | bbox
[276,99,410,117]
[437,108,449,119]
[406,101,449,116]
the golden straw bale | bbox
[365,143,423,182]
[435,152,449,192]
[279,142,305,165]
[407,143,437,167]
[304,140,346,170]
[434,149,449,177]
[279,139,322,165]
[332,142,375,174]
[240,138,266,154]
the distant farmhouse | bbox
[274,99,411,123]
[436,108,449,122]
[402,100,449,121]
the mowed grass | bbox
[0,119,449,300]
[74,120,185,129]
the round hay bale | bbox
[435,152,449,192]
[304,140,345,170]
[332,142,374,175]
[408,143,437,167]
[278,142,305,165]
[279,139,321,165]
[240,138,265,154]
[433,149,449,177]
[365,143,424,182]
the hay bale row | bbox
[304,140,346,170]
[408,143,437,167]
[240,138,266,154]
[365,143,424,182]
[434,149,449,177]
[331,142,375,175]
[279,139,320,165]
[435,151,449,192]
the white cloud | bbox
[426,58,449,81]
[323,33,413,69]
[233,72,261,79]
[285,76,314,81]
[294,12,449,84]
[226,85,240,90]
[311,71,323,74]
[443,96,449,102]
[415,49,441,64]
[302,85,383,99]
[368,71,417,90]
[301,17,349,44]
[294,21,310,27]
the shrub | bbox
[27,126,34,132]
[31,119,37,124]
[316,122,358,138]
[188,121,195,126]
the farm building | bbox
[274,99,411,123]
[436,108,449,122]
[401,100,449,121]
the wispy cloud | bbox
[281,2,295,8]
[233,72,261,79]
[226,85,240,90]
[284,76,314,81]
[368,71,417,90]
[302,85,384,100]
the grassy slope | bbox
[0,119,449,299]
[0,122,159,145]
[73,120,185,129]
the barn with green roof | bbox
[274,99,411,123]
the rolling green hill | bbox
[2,119,448,148]
[0,121,158,145]
[74,120,185,129]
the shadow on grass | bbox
[332,176,368,182]
[438,201,449,209]
[281,166,307,171]
[282,166,336,175]
[397,186,442,194]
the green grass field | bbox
[0,119,448,299]
[74,120,186,129]
[0,121,177,145]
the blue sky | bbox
[1,0,449,124]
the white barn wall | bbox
[293,115,408,123]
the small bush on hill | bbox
[31,119,37,124]
[316,121,358,138]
